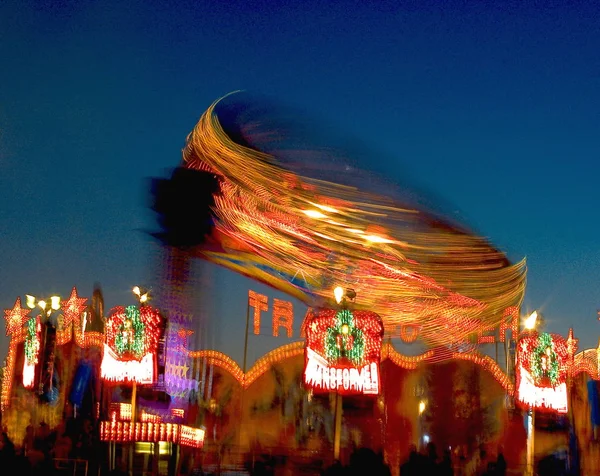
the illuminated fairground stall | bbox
[4,282,600,473]
[514,329,579,475]
[303,295,384,461]
[2,286,103,445]
[99,290,205,475]
[2,286,205,475]
[177,286,600,474]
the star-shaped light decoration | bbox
[61,287,88,329]
[4,297,31,336]
[181,362,190,379]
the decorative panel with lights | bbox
[22,316,41,389]
[304,308,384,395]
[101,304,163,385]
[515,332,570,413]
[99,421,204,448]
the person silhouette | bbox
[400,445,420,476]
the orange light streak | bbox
[181,96,528,346]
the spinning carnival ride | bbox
[155,93,527,349]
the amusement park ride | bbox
[3,93,600,473]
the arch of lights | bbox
[185,338,600,397]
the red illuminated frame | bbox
[515,332,569,413]
[303,308,384,396]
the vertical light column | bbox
[160,247,196,401]
[526,408,535,476]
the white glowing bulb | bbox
[26,295,36,309]
[50,296,61,310]
[524,311,538,330]
[334,286,344,304]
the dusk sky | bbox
[1,1,599,365]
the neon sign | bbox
[517,366,567,413]
[101,344,155,385]
[303,308,383,396]
[248,290,520,347]
[516,332,569,413]
[304,348,379,394]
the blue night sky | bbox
[1,0,599,365]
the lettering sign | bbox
[517,366,568,413]
[303,307,383,396]
[304,348,379,394]
[248,290,520,347]
[101,344,155,385]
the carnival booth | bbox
[1,287,103,446]
[99,294,204,475]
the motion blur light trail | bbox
[180,94,527,347]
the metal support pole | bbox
[526,407,535,476]
[129,381,137,476]
[240,300,251,453]
[333,392,343,461]
[108,439,113,473]
[417,413,422,449]
[174,443,181,476]
[243,300,250,374]
[131,381,137,423]
[152,441,160,476]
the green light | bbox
[115,305,146,359]
[24,317,39,363]
[531,332,560,386]
[324,309,365,365]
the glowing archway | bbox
[186,339,600,397]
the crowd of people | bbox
[321,448,391,476]
[319,443,507,476]
[0,418,97,474]
[399,443,507,476]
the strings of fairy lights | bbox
[104,305,162,362]
[515,332,571,412]
[182,96,528,346]
[2,288,600,418]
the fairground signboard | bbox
[100,304,163,385]
[515,332,570,413]
[303,308,384,396]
